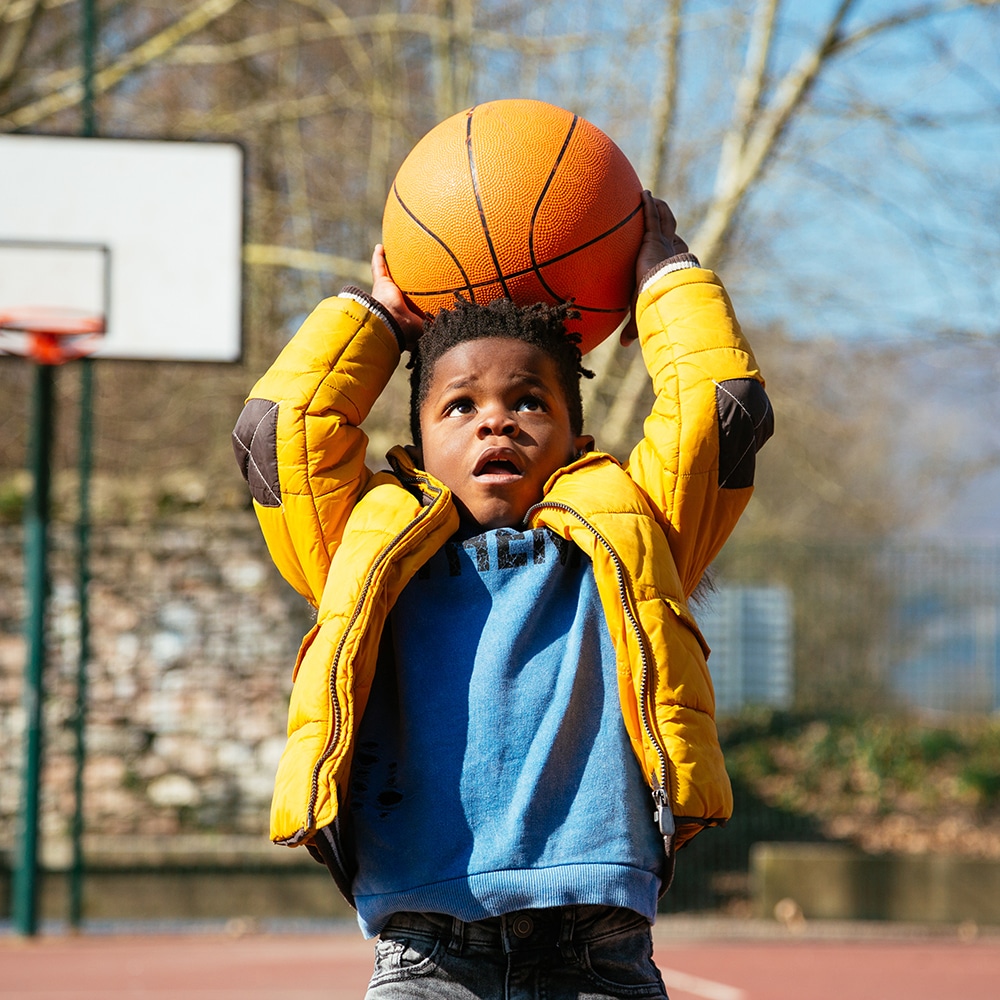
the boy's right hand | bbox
[371,244,425,350]
[635,191,689,276]
[620,191,691,346]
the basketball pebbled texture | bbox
[382,99,644,354]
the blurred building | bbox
[697,585,793,715]
[888,546,1000,714]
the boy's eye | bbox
[516,395,546,412]
[445,398,474,416]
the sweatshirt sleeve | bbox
[624,264,773,597]
[232,292,403,604]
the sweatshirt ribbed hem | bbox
[355,863,660,938]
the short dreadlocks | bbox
[409,297,594,446]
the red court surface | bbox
[1,920,998,999]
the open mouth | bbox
[478,460,519,476]
[474,450,523,477]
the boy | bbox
[233,193,772,998]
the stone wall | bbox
[0,513,313,861]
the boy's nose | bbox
[478,408,517,437]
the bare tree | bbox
[584,0,1000,455]
[0,0,996,539]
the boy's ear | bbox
[405,443,423,467]
[574,435,595,458]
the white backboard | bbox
[0,135,243,362]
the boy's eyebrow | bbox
[438,370,553,394]
[439,375,475,393]
[510,371,550,390]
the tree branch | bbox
[0,0,44,91]
[693,0,858,265]
[3,0,244,129]
[166,14,592,66]
[243,244,370,284]
[831,0,999,54]
[291,0,374,87]
[645,0,684,193]
[174,90,357,133]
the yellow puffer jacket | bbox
[233,265,772,893]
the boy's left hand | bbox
[371,244,425,350]
[620,191,690,346]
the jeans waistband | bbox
[380,906,649,955]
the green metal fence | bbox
[1,521,998,922]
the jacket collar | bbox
[387,444,643,523]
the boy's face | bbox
[416,337,590,532]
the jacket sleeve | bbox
[624,264,773,598]
[232,291,404,605]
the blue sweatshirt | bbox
[349,527,663,938]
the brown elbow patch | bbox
[232,398,281,507]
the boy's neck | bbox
[451,518,520,542]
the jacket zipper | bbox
[300,468,445,838]
[525,500,675,849]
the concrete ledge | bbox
[752,842,1000,925]
[8,839,999,926]
[0,838,355,922]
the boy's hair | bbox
[409,297,594,445]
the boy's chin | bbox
[453,500,531,538]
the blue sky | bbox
[469,0,1000,343]
[747,0,1000,341]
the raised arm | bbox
[232,283,406,604]
[623,194,773,597]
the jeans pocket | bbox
[368,933,444,989]
[579,924,666,997]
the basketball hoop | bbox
[0,307,105,365]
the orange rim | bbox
[0,308,105,364]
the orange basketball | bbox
[382,99,644,355]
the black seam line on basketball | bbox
[392,182,476,301]
[403,203,643,297]
[467,109,510,300]
[404,293,627,315]
[401,199,644,311]
[529,114,579,304]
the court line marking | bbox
[659,965,747,1000]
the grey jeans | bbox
[364,906,669,1000]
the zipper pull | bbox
[651,777,675,844]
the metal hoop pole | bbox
[13,364,56,936]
